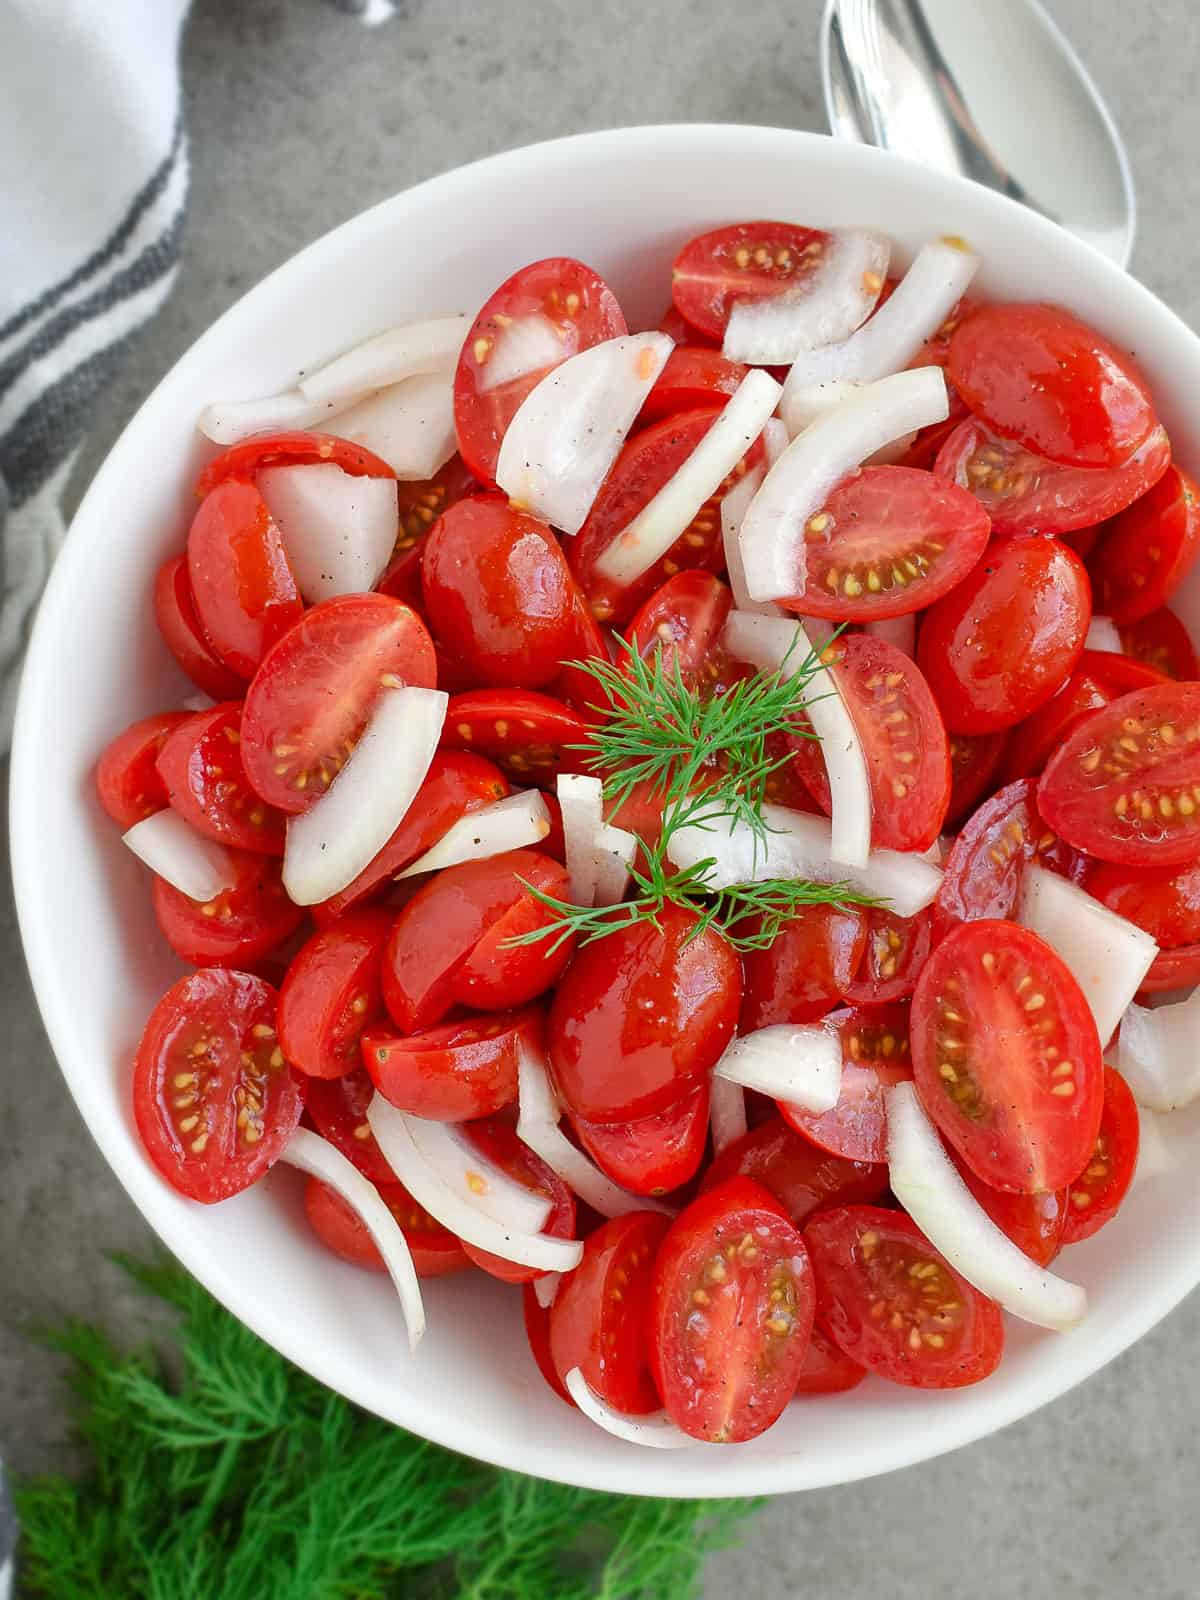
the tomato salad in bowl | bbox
[92,211,1200,1451]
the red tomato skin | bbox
[945,729,1009,828]
[1119,608,1199,682]
[1088,466,1200,624]
[671,221,830,341]
[626,569,743,697]
[523,1283,574,1405]
[196,430,395,498]
[96,711,192,828]
[361,1008,536,1122]
[277,908,394,1080]
[740,904,867,1031]
[547,903,741,1123]
[441,688,590,785]
[153,557,246,700]
[641,347,747,421]
[303,1066,393,1185]
[839,906,933,1006]
[1062,1066,1140,1243]
[650,1177,815,1442]
[155,702,286,854]
[153,852,305,969]
[1089,857,1200,992]
[655,303,721,348]
[700,1113,888,1224]
[549,1211,670,1413]
[999,668,1115,784]
[948,303,1155,470]
[572,1079,710,1197]
[953,1156,1067,1267]
[303,1174,469,1278]
[917,536,1091,734]
[460,1118,577,1283]
[187,480,303,679]
[779,1004,913,1165]
[376,455,479,608]
[792,1324,867,1396]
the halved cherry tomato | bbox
[655,303,720,348]
[641,347,747,421]
[382,850,573,1031]
[1081,651,1170,696]
[934,418,1172,536]
[1088,466,1200,624]
[792,1323,867,1396]
[441,689,589,784]
[805,1205,1003,1388]
[839,907,932,1005]
[375,455,478,609]
[740,903,867,1030]
[789,633,950,850]
[625,569,743,697]
[523,1282,572,1404]
[303,1174,468,1278]
[421,495,582,689]
[277,908,393,1079]
[952,1153,1067,1267]
[700,1113,888,1223]
[133,969,301,1203]
[911,919,1103,1193]
[460,1117,577,1284]
[303,1066,393,1184]
[453,257,627,484]
[239,593,436,814]
[552,592,612,719]
[671,222,830,342]
[153,557,245,700]
[946,729,1008,827]
[778,465,991,623]
[1061,1065,1140,1245]
[547,902,741,1123]
[195,429,395,499]
[780,1004,912,1164]
[1038,681,1200,865]
[187,481,303,679]
[362,1007,537,1121]
[948,303,1155,470]
[156,702,286,854]
[153,851,305,968]
[549,1211,669,1412]
[573,1080,710,1197]
[1087,856,1200,991]
[916,535,1091,734]
[651,1177,815,1442]
[1000,652,1167,784]
[1119,608,1199,681]
[95,711,192,828]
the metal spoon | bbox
[821,0,1136,266]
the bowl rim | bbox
[12,122,1200,1496]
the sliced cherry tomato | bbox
[792,1323,867,1396]
[1087,856,1200,990]
[789,633,950,850]
[523,1282,572,1404]
[700,1113,888,1223]
[187,481,303,679]
[777,465,991,623]
[303,1066,393,1184]
[780,1004,912,1164]
[303,1174,469,1278]
[375,455,478,608]
[655,303,721,348]
[946,729,1008,827]
[460,1117,576,1284]
[133,969,300,1203]
[1038,681,1200,865]
[912,919,1103,1192]
[156,702,286,854]
[934,418,1172,537]
[839,907,932,1006]
[671,221,830,342]
[948,303,1155,470]
[1000,652,1167,785]
[917,535,1091,734]
[240,593,436,814]
[740,903,867,1030]
[277,908,393,1080]
[804,1205,1003,1387]
[547,902,741,1123]
[625,569,744,698]
[382,850,573,1030]
[549,1211,669,1412]
[441,689,589,784]
[650,1177,815,1442]
[1062,1066,1140,1244]
[454,258,627,484]
[153,851,304,968]
[1081,650,1170,696]
[195,429,395,499]
[641,347,747,421]
[95,711,192,828]
[573,1080,710,1197]
[552,591,612,720]
[952,1153,1067,1266]
[153,557,246,700]
[1119,608,1199,681]
[363,1007,537,1121]
[1087,466,1200,624]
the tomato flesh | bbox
[303,1066,393,1185]
[441,688,589,784]
[153,851,304,968]
[303,1174,468,1277]
[362,1008,537,1121]
[460,1118,577,1284]
[196,430,395,499]
[1119,608,1199,682]
[156,702,286,854]
[793,1323,866,1395]
[153,557,246,700]
[945,729,1008,827]
[671,221,831,342]
[1087,466,1200,624]
[700,1113,888,1224]
[641,347,747,421]
[376,455,478,609]
[934,778,1085,934]
[96,711,191,828]
[1062,1066,1140,1244]
[277,908,393,1080]
[953,1154,1067,1266]
[187,480,303,679]
[839,907,932,1006]
[779,1004,912,1164]
[1088,856,1200,990]
[740,902,866,1030]
[573,1080,710,1197]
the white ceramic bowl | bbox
[13,125,1200,1496]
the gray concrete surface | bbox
[4,0,1200,1593]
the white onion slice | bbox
[721,464,779,617]
[396,791,550,878]
[739,366,949,603]
[280,1127,425,1351]
[779,378,916,464]
[496,333,673,535]
[781,238,980,388]
[557,773,604,905]
[326,369,457,481]
[367,1095,583,1272]
[594,370,782,586]
[404,1117,550,1233]
[761,416,790,468]
[283,686,446,905]
[122,811,237,903]
[592,822,636,906]
[887,1082,1087,1332]
[709,1075,748,1154]
[1085,616,1123,654]
[722,229,890,365]
[198,387,339,445]
[533,1272,561,1309]
[299,316,466,408]
[1118,992,1200,1111]
[256,463,399,604]
[565,1369,698,1449]
[864,613,916,657]
[666,804,942,918]
[1018,866,1157,1047]
[723,610,871,868]
[717,1024,841,1112]
[477,311,567,393]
